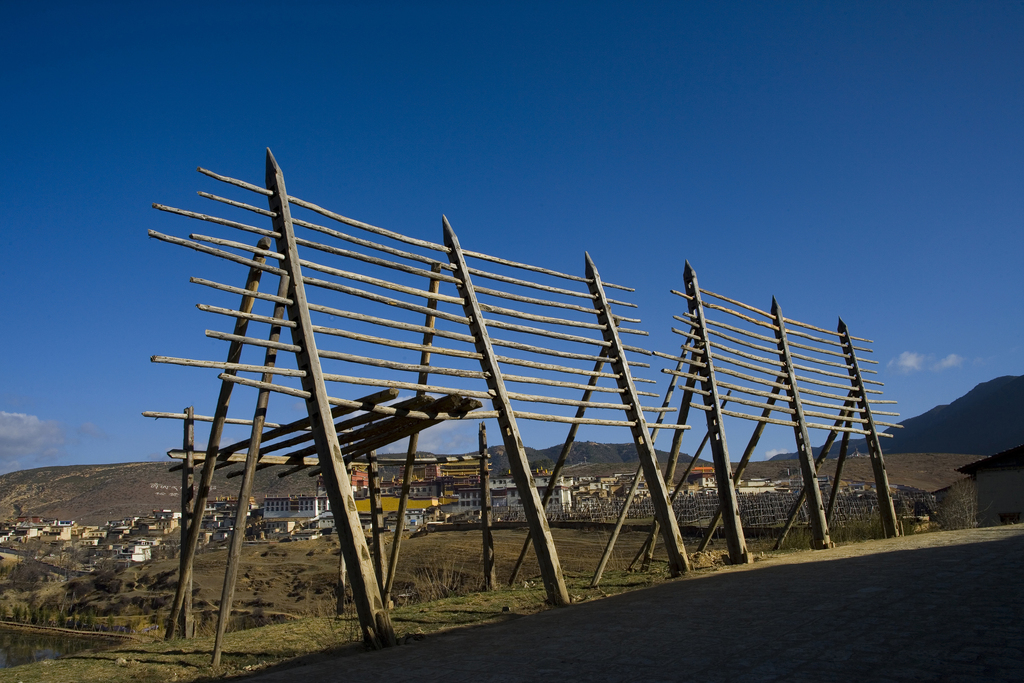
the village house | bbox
[957,443,1024,526]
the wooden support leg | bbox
[335,551,347,616]
[383,264,441,603]
[683,262,750,565]
[166,241,271,640]
[480,423,495,591]
[367,450,385,595]
[588,253,690,575]
[508,352,607,586]
[839,319,900,538]
[177,407,195,639]
[444,218,569,606]
[826,431,851,525]
[266,150,394,647]
[772,299,832,550]
[696,387,780,553]
[591,349,697,587]
[212,275,289,666]
[772,406,853,551]
[631,431,710,571]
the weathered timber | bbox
[265,150,394,648]
[588,253,690,574]
[165,238,271,640]
[507,351,609,586]
[683,262,749,564]
[772,298,833,550]
[367,449,385,595]
[212,274,290,666]
[177,407,195,639]
[444,216,570,606]
[591,344,695,587]
[480,423,496,590]
[384,265,440,603]
[839,318,900,538]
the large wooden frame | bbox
[144,149,689,659]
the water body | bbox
[0,626,112,667]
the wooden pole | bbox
[367,450,385,595]
[683,262,750,564]
[587,253,689,575]
[772,400,855,550]
[839,318,900,538]
[266,149,394,648]
[335,550,347,616]
[629,428,712,572]
[590,346,696,587]
[636,389,734,570]
[443,217,570,606]
[695,384,781,553]
[383,264,441,603]
[479,423,495,590]
[212,274,290,666]
[825,430,851,525]
[166,239,271,640]
[177,407,195,639]
[772,298,833,550]
[507,351,608,586]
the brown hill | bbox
[0,451,975,525]
[0,461,318,525]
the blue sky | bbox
[1,1,1021,474]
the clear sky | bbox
[1,1,1021,474]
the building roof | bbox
[957,443,1024,476]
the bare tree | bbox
[936,478,977,530]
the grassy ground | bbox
[0,522,918,682]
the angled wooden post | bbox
[682,261,750,564]
[587,252,690,575]
[695,384,782,553]
[166,239,272,640]
[591,346,695,587]
[479,423,496,590]
[265,149,395,647]
[826,430,852,525]
[443,216,570,606]
[839,318,900,537]
[771,397,855,550]
[367,450,385,594]
[771,298,833,550]
[507,351,608,586]
[177,406,195,639]
[212,274,290,666]
[383,263,441,602]
[335,552,347,616]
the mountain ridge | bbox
[769,374,1024,460]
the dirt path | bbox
[243,526,1024,682]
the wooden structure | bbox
[143,149,688,660]
[593,261,902,577]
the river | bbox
[0,626,114,667]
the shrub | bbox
[936,479,977,530]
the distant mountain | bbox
[487,441,678,472]
[769,375,1024,460]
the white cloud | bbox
[380,420,479,456]
[764,448,789,459]
[0,412,66,473]
[932,354,964,371]
[888,351,926,374]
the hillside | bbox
[0,462,318,525]
[770,374,1024,460]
